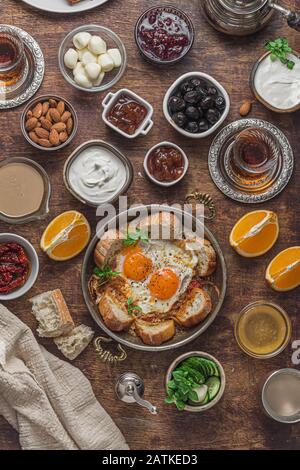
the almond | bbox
[38,138,52,148]
[42,101,50,116]
[36,122,42,128]
[239,99,253,117]
[59,131,68,143]
[35,127,50,139]
[57,101,65,115]
[49,129,60,146]
[32,102,43,119]
[51,122,66,133]
[49,108,61,123]
[60,111,71,123]
[66,117,73,135]
[25,117,38,131]
[46,110,52,122]
[26,110,33,119]
[29,131,39,143]
[40,117,52,131]
[49,99,57,108]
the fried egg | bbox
[115,240,198,314]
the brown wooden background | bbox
[0,0,299,450]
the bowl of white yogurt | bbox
[63,140,133,207]
[251,51,300,113]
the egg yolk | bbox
[123,250,153,281]
[148,268,180,300]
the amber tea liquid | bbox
[0,30,26,89]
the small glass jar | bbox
[235,301,292,359]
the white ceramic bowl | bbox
[102,88,153,139]
[0,233,39,301]
[143,141,189,187]
[163,72,230,139]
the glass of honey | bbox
[0,26,27,92]
[235,301,291,359]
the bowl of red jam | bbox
[144,141,189,187]
[102,88,154,138]
[135,5,195,65]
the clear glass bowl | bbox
[58,24,127,93]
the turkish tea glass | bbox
[0,26,27,92]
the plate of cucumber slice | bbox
[165,351,226,412]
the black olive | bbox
[184,90,201,104]
[207,86,218,96]
[206,108,221,124]
[185,106,200,120]
[168,96,185,113]
[198,119,209,132]
[200,96,214,110]
[173,112,187,128]
[185,121,199,133]
[215,96,226,110]
[197,106,204,119]
[195,86,208,100]
[190,78,202,89]
[180,80,193,94]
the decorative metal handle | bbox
[94,336,127,364]
[269,2,300,32]
[185,192,216,220]
[129,385,158,415]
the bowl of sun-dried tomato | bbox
[0,233,39,301]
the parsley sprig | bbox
[123,228,149,247]
[93,266,120,286]
[127,297,142,316]
[265,38,295,70]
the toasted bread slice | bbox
[135,319,175,346]
[94,229,123,268]
[177,237,217,277]
[98,288,133,332]
[175,287,212,328]
[137,211,182,240]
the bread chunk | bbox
[29,289,74,338]
[54,324,94,360]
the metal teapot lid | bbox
[219,0,268,14]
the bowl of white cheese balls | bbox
[58,25,127,92]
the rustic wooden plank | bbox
[0,0,299,450]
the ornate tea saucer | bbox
[208,119,294,204]
[0,25,44,110]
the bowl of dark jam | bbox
[135,5,195,65]
[144,141,189,187]
[102,88,153,138]
[163,72,230,139]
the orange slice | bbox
[40,210,91,261]
[266,247,300,292]
[229,210,279,257]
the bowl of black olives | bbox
[163,72,230,138]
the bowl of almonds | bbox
[21,95,78,151]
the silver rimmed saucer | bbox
[0,25,44,110]
[208,119,294,204]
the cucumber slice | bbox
[206,376,221,401]
[200,393,210,405]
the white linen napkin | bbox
[0,303,129,450]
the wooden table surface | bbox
[0,0,300,451]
